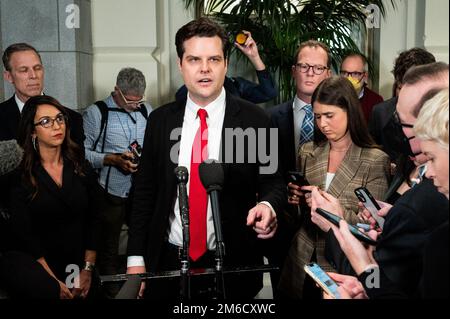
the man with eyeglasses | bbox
[268,40,331,298]
[340,53,383,123]
[82,67,152,298]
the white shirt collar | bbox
[15,94,25,113]
[359,87,365,99]
[15,92,45,113]
[186,88,226,122]
[293,95,310,112]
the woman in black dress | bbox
[9,95,98,299]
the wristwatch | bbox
[83,261,95,272]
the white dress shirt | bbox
[15,95,25,113]
[168,88,226,250]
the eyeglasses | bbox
[294,63,329,75]
[118,88,145,107]
[340,70,365,79]
[34,113,67,128]
[393,110,414,128]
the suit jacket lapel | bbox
[5,96,21,138]
[220,94,243,174]
[167,99,187,195]
[306,143,330,190]
[278,101,296,169]
[327,144,362,198]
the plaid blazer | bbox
[279,141,390,298]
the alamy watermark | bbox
[65,264,80,289]
[65,4,80,29]
[170,127,279,174]
[365,4,381,29]
[364,266,380,289]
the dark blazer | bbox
[358,221,449,299]
[127,93,285,297]
[8,161,99,280]
[268,100,296,180]
[368,97,398,160]
[326,178,449,297]
[0,95,85,147]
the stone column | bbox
[0,0,93,111]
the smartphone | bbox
[304,262,340,299]
[288,171,310,187]
[315,208,377,245]
[354,187,384,230]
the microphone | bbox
[0,140,24,176]
[115,275,141,299]
[199,160,224,193]
[198,159,225,255]
[199,159,226,298]
[174,166,191,299]
[174,166,190,249]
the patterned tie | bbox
[188,109,208,261]
[299,104,314,145]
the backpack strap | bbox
[92,100,112,194]
[92,101,109,152]
[138,104,148,120]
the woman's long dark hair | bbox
[17,95,85,196]
[311,76,377,149]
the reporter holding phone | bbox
[82,68,152,298]
[322,88,449,299]
[279,77,390,299]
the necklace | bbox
[330,143,352,153]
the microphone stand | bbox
[208,184,226,299]
[175,167,191,300]
[180,200,190,300]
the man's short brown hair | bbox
[2,43,42,71]
[293,40,331,68]
[175,17,230,62]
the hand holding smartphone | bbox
[315,208,377,245]
[288,171,310,189]
[354,187,384,229]
[304,262,340,299]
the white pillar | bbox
[424,0,449,63]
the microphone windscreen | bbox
[174,166,189,183]
[0,140,24,176]
[199,160,224,191]
[115,275,141,299]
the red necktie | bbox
[189,108,208,261]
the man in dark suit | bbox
[369,47,436,161]
[0,43,84,146]
[267,40,331,297]
[126,18,285,299]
